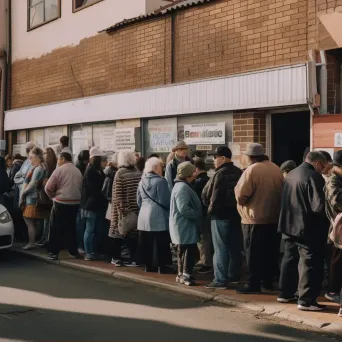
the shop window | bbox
[73,0,103,12]
[28,0,61,30]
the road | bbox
[0,253,337,342]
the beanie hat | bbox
[177,161,195,178]
[89,147,105,159]
[280,160,297,173]
[172,140,188,152]
[244,143,264,157]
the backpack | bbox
[329,213,342,249]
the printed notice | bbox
[184,122,225,145]
[115,128,135,152]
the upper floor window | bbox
[73,0,103,12]
[28,0,61,30]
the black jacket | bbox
[0,157,11,195]
[80,165,107,212]
[202,162,242,220]
[193,172,210,216]
[278,162,327,243]
[9,159,24,184]
[102,166,117,202]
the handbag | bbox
[329,213,342,249]
[118,212,138,236]
[141,186,168,211]
[36,165,52,208]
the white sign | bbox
[45,127,64,146]
[147,118,177,153]
[335,133,342,147]
[100,127,115,152]
[184,122,225,145]
[115,128,135,152]
[12,144,26,156]
[17,131,27,144]
[72,131,89,159]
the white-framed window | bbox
[73,0,103,12]
[28,0,61,30]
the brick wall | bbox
[232,112,266,168]
[11,0,311,110]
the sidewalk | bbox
[12,244,342,335]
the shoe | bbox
[182,275,195,286]
[197,266,213,274]
[204,282,227,290]
[158,266,177,274]
[111,259,123,267]
[236,284,261,294]
[228,278,240,285]
[338,308,342,317]
[176,274,182,283]
[47,254,58,260]
[145,266,158,273]
[325,292,340,304]
[298,302,326,311]
[126,261,140,267]
[277,295,298,303]
[22,243,37,250]
[69,253,80,259]
[35,240,47,247]
[84,254,96,261]
[78,248,85,255]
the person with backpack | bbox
[137,157,172,273]
[324,150,342,315]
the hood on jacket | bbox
[141,172,161,192]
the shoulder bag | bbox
[141,186,168,211]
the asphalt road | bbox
[0,253,338,342]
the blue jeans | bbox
[83,210,106,256]
[211,218,242,285]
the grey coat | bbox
[169,180,202,245]
[137,172,171,232]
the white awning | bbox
[5,64,308,131]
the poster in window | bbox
[147,118,177,153]
[184,122,225,145]
[115,128,135,152]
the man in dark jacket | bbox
[278,151,327,311]
[202,146,242,289]
[193,157,212,274]
[0,156,11,205]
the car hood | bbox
[0,204,7,215]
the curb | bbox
[12,249,342,335]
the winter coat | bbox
[9,159,24,183]
[324,172,342,242]
[165,156,192,192]
[193,172,210,217]
[278,162,327,243]
[109,166,142,239]
[80,164,107,212]
[0,157,11,195]
[202,162,242,220]
[14,158,33,197]
[137,172,171,232]
[169,180,202,245]
[102,166,117,202]
[235,160,283,224]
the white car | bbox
[0,204,14,250]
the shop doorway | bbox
[272,111,310,167]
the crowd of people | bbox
[1,136,342,317]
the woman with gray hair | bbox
[109,152,142,267]
[137,157,172,273]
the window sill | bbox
[27,16,61,32]
[73,0,103,13]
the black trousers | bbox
[177,244,198,275]
[328,244,342,293]
[111,236,138,262]
[48,202,78,256]
[279,238,324,305]
[242,224,278,288]
[138,231,172,267]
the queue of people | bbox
[3,134,342,317]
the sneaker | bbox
[204,282,227,290]
[298,302,326,311]
[228,278,240,285]
[68,254,80,259]
[78,248,85,255]
[47,254,58,260]
[197,266,213,274]
[182,275,195,286]
[22,243,37,250]
[325,292,340,304]
[277,295,298,303]
[84,254,96,261]
[35,240,47,247]
[126,261,140,267]
[111,259,123,267]
[338,308,342,317]
[176,274,182,283]
[236,284,261,294]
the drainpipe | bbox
[319,50,328,114]
[171,12,176,83]
[0,56,6,140]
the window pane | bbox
[45,0,59,21]
[29,0,43,6]
[75,0,101,9]
[29,3,44,28]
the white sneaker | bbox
[298,302,326,311]
[77,248,85,255]
[277,296,297,303]
[338,308,342,317]
[22,243,36,250]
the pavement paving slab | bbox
[12,244,342,336]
